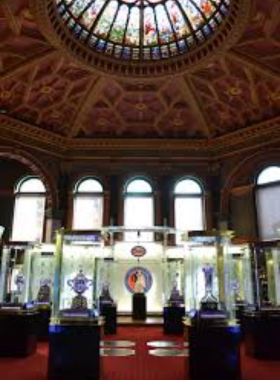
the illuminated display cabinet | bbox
[48,229,103,380]
[243,241,280,360]
[184,231,242,380]
[0,242,38,357]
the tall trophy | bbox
[200,263,218,311]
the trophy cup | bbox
[67,269,93,311]
[200,263,218,311]
[14,273,25,304]
[37,278,52,303]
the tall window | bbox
[124,178,154,242]
[73,177,104,230]
[174,178,204,244]
[12,177,46,242]
[256,166,280,240]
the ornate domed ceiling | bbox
[0,0,279,158]
[56,0,230,61]
[33,0,248,76]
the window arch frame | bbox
[255,165,280,241]
[72,176,104,230]
[12,175,47,242]
[123,176,155,242]
[173,176,205,244]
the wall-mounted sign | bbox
[131,245,146,258]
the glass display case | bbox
[184,231,236,320]
[242,241,280,359]
[162,257,185,334]
[0,242,31,306]
[251,241,280,307]
[228,243,254,308]
[48,229,103,380]
[184,231,241,380]
[27,244,55,306]
[0,242,38,357]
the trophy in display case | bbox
[48,229,102,380]
[168,272,184,306]
[14,272,25,304]
[37,278,52,304]
[242,241,280,359]
[200,263,218,311]
[184,231,242,380]
[67,269,93,311]
[0,242,38,357]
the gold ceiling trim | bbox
[1,114,280,158]
[31,0,251,78]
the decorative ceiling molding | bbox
[1,114,280,159]
[0,48,57,80]
[0,3,22,35]
[68,76,105,139]
[0,114,65,157]
[227,49,280,80]
[180,76,212,138]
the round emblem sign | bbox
[131,245,146,258]
[125,267,153,294]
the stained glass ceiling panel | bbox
[56,0,231,61]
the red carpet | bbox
[0,327,280,380]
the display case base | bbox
[101,303,117,335]
[132,293,146,320]
[36,305,51,341]
[48,321,101,380]
[186,319,241,380]
[0,309,38,357]
[244,309,280,359]
[163,305,185,335]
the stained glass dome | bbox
[56,0,231,60]
[33,0,249,76]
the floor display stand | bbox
[0,308,38,357]
[163,305,185,334]
[244,309,280,359]
[186,319,241,380]
[48,320,101,380]
[36,304,51,341]
[100,302,117,335]
[132,293,146,320]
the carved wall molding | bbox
[0,145,58,210]
[221,148,280,217]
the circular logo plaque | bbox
[125,267,153,294]
[131,245,146,258]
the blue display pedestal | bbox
[132,293,146,320]
[163,305,185,335]
[186,319,241,380]
[48,320,101,380]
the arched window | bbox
[174,178,204,244]
[12,177,46,242]
[256,166,280,240]
[124,178,154,242]
[73,177,104,230]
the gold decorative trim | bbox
[1,113,280,158]
[31,0,252,78]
